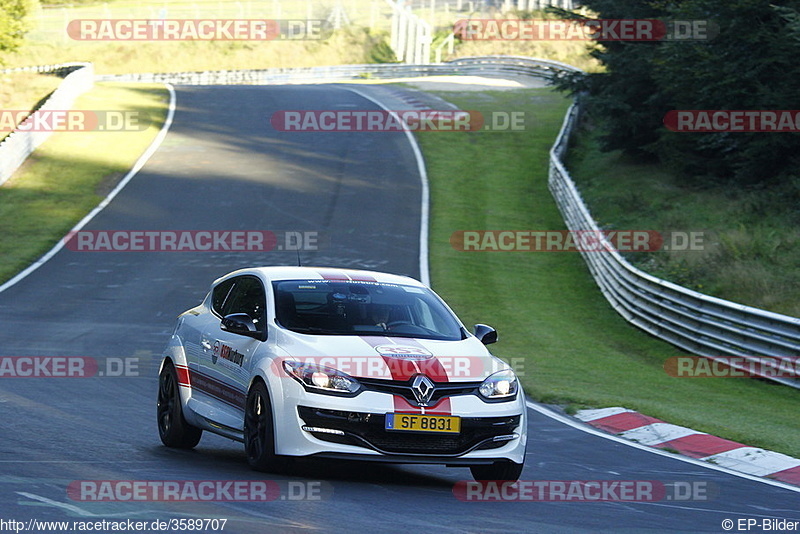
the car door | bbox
[183,276,235,384]
[199,275,266,417]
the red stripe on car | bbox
[174,364,191,387]
[316,269,350,280]
[393,395,421,414]
[346,272,376,282]
[188,368,247,410]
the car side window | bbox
[221,276,267,329]
[211,278,236,317]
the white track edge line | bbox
[526,400,800,494]
[16,492,95,517]
[342,86,430,287]
[0,83,177,295]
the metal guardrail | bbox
[549,105,800,388]
[12,55,800,386]
[0,62,94,186]
[475,60,800,388]
[95,56,582,84]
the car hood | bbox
[274,330,507,382]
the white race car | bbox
[158,266,527,481]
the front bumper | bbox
[298,406,521,457]
[268,373,528,464]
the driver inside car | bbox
[370,303,392,331]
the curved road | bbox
[0,85,797,533]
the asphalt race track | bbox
[0,85,798,533]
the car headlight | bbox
[282,360,361,395]
[479,369,518,400]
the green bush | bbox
[0,0,37,61]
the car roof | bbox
[214,266,425,288]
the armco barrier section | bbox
[95,56,583,84]
[0,62,94,186]
[24,55,800,386]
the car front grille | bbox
[298,407,521,456]
[358,377,483,407]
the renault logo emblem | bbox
[411,375,435,406]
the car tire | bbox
[244,380,279,472]
[470,460,524,482]
[157,360,202,449]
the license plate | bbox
[385,413,461,434]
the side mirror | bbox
[221,313,263,340]
[473,324,498,345]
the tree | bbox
[0,0,35,62]
[552,0,671,159]
[651,0,800,185]
[556,0,800,186]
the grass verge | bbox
[0,82,169,283]
[9,28,392,74]
[8,1,601,73]
[0,72,63,136]
[417,87,800,459]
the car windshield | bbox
[272,279,465,340]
